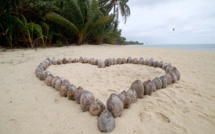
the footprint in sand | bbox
[155,112,170,123]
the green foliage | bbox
[0,0,131,47]
[56,40,63,47]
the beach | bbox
[0,44,215,134]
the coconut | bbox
[144,59,149,65]
[60,85,68,97]
[44,71,51,80]
[122,58,127,64]
[67,85,77,100]
[62,58,68,64]
[138,58,144,64]
[108,58,113,66]
[166,73,173,85]
[79,57,84,63]
[143,80,155,96]
[130,80,144,98]
[152,77,162,89]
[106,93,124,118]
[73,58,78,63]
[68,58,73,63]
[127,57,132,63]
[159,76,167,88]
[55,78,62,91]
[74,86,85,104]
[113,58,117,65]
[83,58,88,63]
[132,58,138,64]
[97,109,115,132]
[118,91,132,108]
[153,61,159,68]
[52,76,59,88]
[117,58,122,64]
[80,91,95,112]
[51,57,57,65]
[89,99,105,116]
[105,59,109,66]
[98,60,105,68]
[148,58,154,66]
[170,72,177,83]
[45,74,54,86]
[126,89,137,103]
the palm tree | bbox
[99,0,130,24]
[46,0,112,45]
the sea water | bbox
[128,44,215,51]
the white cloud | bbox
[119,0,215,44]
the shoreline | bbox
[0,44,215,134]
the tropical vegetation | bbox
[0,0,131,48]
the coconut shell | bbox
[73,58,78,63]
[138,58,144,64]
[51,57,57,65]
[83,58,88,63]
[97,109,115,132]
[118,91,132,108]
[45,74,54,86]
[62,58,68,64]
[52,76,59,88]
[68,58,73,63]
[143,80,155,95]
[108,58,113,66]
[98,60,105,68]
[106,93,124,118]
[144,59,149,65]
[79,57,84,63]
[74,86,85,104]
[127,57,132,63]
[89,99,105,116]
[113,58,117,65]
[152,77,162,89]
[80,91,95,112]
[130,80,144,98]
[148,58,154,66]
[132,58,138,64]
[60,85,68,97]
[166,73,173,85]
[153,61,159,68]
[67,85,77,100]
[170,72,177,83]
[159,76,167,88]
[55,78,62,91]
[122,58,127,64]
[117,58,122,64]
[126,89,137,103]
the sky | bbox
[118,0,215,44]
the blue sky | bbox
[118,0,215,44]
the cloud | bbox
[119,0,215,44]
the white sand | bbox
[0,44,215,134]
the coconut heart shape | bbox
[35,57,180,132]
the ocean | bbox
[128,44,215,51]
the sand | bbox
[0,44,215,134]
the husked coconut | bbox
[118,91,132,108]
[83,58,88,63]
[80,91,95,112]
[113,58,117,65]
[62,58,68,64]
[74,86,85,104]
[67,85,77,100]
[60,85,68,97]
[79,57,84,63]
[45,74,54,86]
[138,58,144,64]
[132,58,138,64]
[68,58,73,63]
[106,93,124,118]
[143,80,154,96]
[51,57,57,65]
[98,109,115,132]
[57,58,63,64]
[130,80,144,98]
[166,73,173,85]
[126,89,137,103]
[52,76,60,88]
[170,72,177,83]
[152,77,162,89]
[144,59,149,65]
[159,76,167,88]
[55,78,62,91]
[117,58,122,64]
[127,57,132,63]
[122,58,127,64]
[98,60,105,68]
[148,58,154,66]
[153,61,159,67]
[89,99,105,116]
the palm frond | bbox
[46,12,79,34]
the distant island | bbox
[119,40,144,45]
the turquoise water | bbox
[128,44,215,51]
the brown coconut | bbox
[144,59,149,65]
[113,58,117,65]
[132,58,138,64]
[143,80,155,95]
[52,76,59,88]
[80,91,95,112]
[166,73,173,85]
[126,89,137,103]
[57,58,63,64]
[89,99,105,116]
[127,57,132,63]
[83,58,89,63]
[60,85,68,97]
[117,58,122,64]
[98,60,105,68]
[67,85,77,100]
[152,77,162,89]
[159,76,167,88]
[148,58,154,66]
[170,72,177,83]
[68,58,73,63]
[138,58,144,64]
[106,93,124,118]
[45,74,54,86]
[74,86,85,104]
[62,58,68,64]
[118,91,132,108]
[79,57,84,63]
[153,61,159,68]
[108,58,113,66]
[55,78,62,91]
[51,57,57,65]
[130,80,144,98]
[122,58,127,64]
